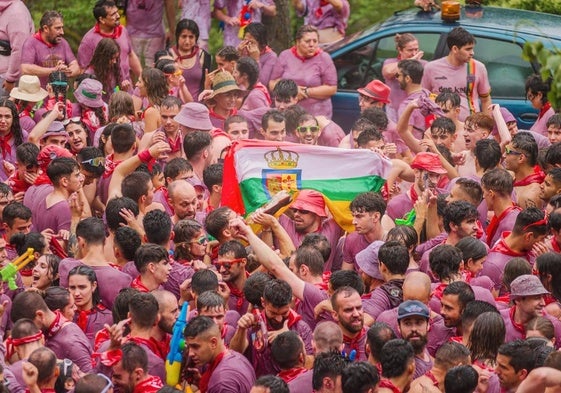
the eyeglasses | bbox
[97,373,113,393]
[292,208,311,215]
[190,236,208,245]
[81,157,106,167]
[296,126,320,134]
[62,117,81,126]
[213,258,245,270]
[504,146,523,156]
[526,92,536,101]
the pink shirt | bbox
[259,49,277,87]
[422,57,491,121]
[126,0,166,38]
[530,106,555,137]
[342,231,370,270]
[295,0,350,35]
[318,120,345,147]
[213,0,273,47]
[0,0,34,83]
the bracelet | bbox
[138,149,152,163]
[303,87,309,97]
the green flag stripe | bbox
[239,175,386,213]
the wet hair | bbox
[503,257,532,292]
[105,197,139,231]
[445,365,479,393]
[253,375,289,393]
[387,226,418,254]
[468,311,505,362]
[263,279,292,308]
[129,292,159,328]
[244,22,268,49]
[454,178,483,205]
[244,271,272,307]
[431,117,456,135]
[435,91,461,108]
[76,217,105,245]
[512,131,538,167]
[295,24,319,41]
[272,79,298,101]
[76,147,105,178]
[474,138,501,172]
[442,281,475,310]
[397,59,424,84]
[525,74,551,106]
[2,202,31,228]
[271,331,304,369]
[341,361,379,393]
[360,107,389,130]
[512,207,548,237]
[141,68,168,106]
[164,158,193,182]
[300,233,331,262]
[465,112,494,133]
[313,350,350,391]
[43,286,71,312]
[183,130,212,160]
[378,241,409,275]
[46,157,79,186]
[446,26,475,49]
[114,226,141,261]
[39,11,62,28]
[481,168,513,196]
[121,171,151,204]
[455,237,487,263]
[443,200,479,234]
[536,252,561,301]
[134,243,169,274]
[394,33,417,50]
[330,270,365,295]
[10,232,46,257]
[176,19,200,42]
[367,322,397,362]
[350,192,386,215]
[497,340,536,373]
[429,244,463,280]
[89,38,121,95]
[294,246,324,276]
[191,269,219,295]
[380,339,414,378]
[110,123,136,153]
[173,219,204,261]
[108,91,135,120]
[236,57,260,88]
[68,265,102,306]
[143,210,172,245]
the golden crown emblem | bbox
[264,147,299,169]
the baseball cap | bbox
[397,300,430,321]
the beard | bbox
[340,316,364,334]
[407,333,428,355]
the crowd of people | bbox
[0,0,560,392]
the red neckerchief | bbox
[208,108,237,121]
[45,311,69,338]
[199,350,227,393]
[7,172,30,194]
[33,173,52,186]
[551,237,561,252]
[449,336,463,343]
[263,309,301,331]
[513,166,545,187]
[495,293,510,304]
[343,327,366,353]
[290,45,321,62]
[131,276,150,292]
[508,306,526,335]
[167,132,182,154]
[432,283,448,300]
[261,46,273,55]
[544,294,556,306]
[20,104,33,119]
[425,370,439,387]
[379,378,402,393]
[43,97,73,118]
[133,375,163,393]
[128,336,166,359]
[227,276,248,312]
[81,106,107,134]
[175,45,199,61]
[491,233,526,257]
[278,367,307,383]
[33,31,54,48]
[474,360,495,373]
[409,185,419,204]
[49,237,67,259]
[252,83,272,106]
[25,389,56,393]
[102,154,122,179]
[94,327,110,351]
[94,23,123,39]
[0,132,12,159]
[76,304,107,332]
[538,102,552,120]
[486,204,520,247]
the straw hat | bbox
[206,71,247,101]
[9,75,48,102]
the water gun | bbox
[251,307,268,351]
[0,248,34,290]
[395,209,416,226]
[238,0,253,39]
[165,302,188,387]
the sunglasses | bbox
[296,126,320,134]
[213,258,245,270]
[505,146,523,156]
[97,373,113,393]
[190,236,208,245]
[62,117,82,126]
[292,208,311,215]
[81,157,106,167]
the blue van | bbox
[328,6,561,131]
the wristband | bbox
[138,149,152,163]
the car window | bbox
[334,32,441,91]
[472,36,534,99]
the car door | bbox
[331,31,443,132]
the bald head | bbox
[168,180,198,220]
[313,321,343,353]
[403,271,431,303]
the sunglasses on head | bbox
[81,157,106,167]
[97,373,113,393]
[296,126,320,134]
[62,117,82,126]
[213,258,245,269]
[190,236,208,245]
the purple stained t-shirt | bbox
[296,0,350,35]
[318,120,345,147]
[21,35,76,87]
[208,350,256,393]
[296,282,329,330]
[31,198,71,233]
[259,49,277,87]
[398,88,431,140]
[287,369,313,393]
[46,322,93,373]
[126,0,165,38]
[78,26,134,82]
[342,231,370,271]
[59,258,133,310]
[213,0,273,47]
[270,49,337,118]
